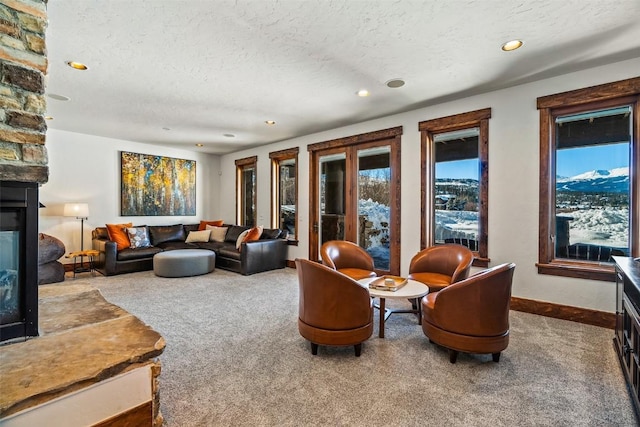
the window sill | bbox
[536,261,615,282]
[472,257,490,268]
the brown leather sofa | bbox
[407,244,474,292]
[296,258,373,356]
[92,224,287,276]
[421,262,516,363]
[320,240,377,280]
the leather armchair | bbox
[296,258,373,356]
[407,244,474,292]
[421,262,516,363]
[320,240,377,280]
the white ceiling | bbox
[45,0,640,155]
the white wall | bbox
[219,57,640,313]
[39,129,221,257]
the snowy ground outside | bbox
[319,197,629,268]
[564,206,628,248]
[435,210,479,242]
[359,199,390,269]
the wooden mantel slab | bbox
[0,284,165,418]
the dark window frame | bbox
[537,77,640,282]
[235,156,257,227]
[419,108,491,268]
[269,147,299,243]
[307,127,403,275]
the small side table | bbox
[66,249,99,278]
[359,277,430,338]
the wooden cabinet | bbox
[614,256,640,417]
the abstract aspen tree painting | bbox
[121,151,196,216]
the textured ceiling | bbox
[45,0,640,154]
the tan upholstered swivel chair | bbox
[421,262,516,363]
[320,240,377,281]
[296,258,374,357]
[407,244,474,292]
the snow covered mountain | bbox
[557,167,629,193]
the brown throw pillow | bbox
[243,225,264,243]
[106,222,133,251]
[198,220,224,230]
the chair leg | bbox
[492,352,501,363]
[448,349,458,364]
[354,343,362,357]
[311,342,318,355]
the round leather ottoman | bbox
[153,249,216,277]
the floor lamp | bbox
[64,203,89,252]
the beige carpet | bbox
[73,268,636,426]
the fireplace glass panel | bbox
[1,180,38,342]
[0,209,23,326]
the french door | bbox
[308,127,402,275]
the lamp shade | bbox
[64,203,89,218]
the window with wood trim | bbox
[235,156,257,227]
[307,127,402,275]
[419,108,491,267]
[270,147,299,241]
[537,77,640,282]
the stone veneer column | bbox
[0,0,48,184]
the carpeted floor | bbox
[74,268,637,426]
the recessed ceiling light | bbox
[356,89,370,97]
[195,143,204,147]
[48,93,70,101]
[265,120,276,125]
[501,40,523,51]
[223,133,235,138]
[44,116,53,120]
[386,79,405,88]
[66,61,88,70]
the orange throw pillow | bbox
[106,223,133,251]
[198,220,224,230]
[243,225,264,243]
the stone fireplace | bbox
[1,4,165,426]
[0,0,48,342]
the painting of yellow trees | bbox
[121,151,196,216]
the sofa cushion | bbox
[184,224,200,234]
[260,228,282,240]
[194,241,227,251]
[149,224,186,246]
[126,226,151,248]
[217,246,242,260]
[116,246,162,261]
[225,225,249,244]
[157,241,199,250]
[106,223,133,251]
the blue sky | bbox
[556,143,628,177]
[436,159,478,179]
[436,143,629,180]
